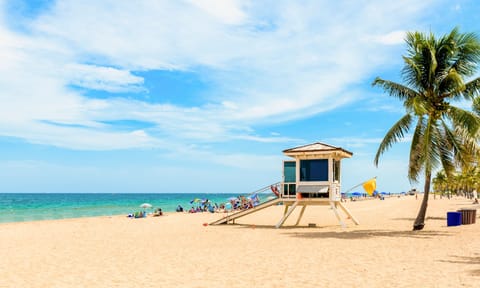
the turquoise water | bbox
[0,193,239,223]
[0,192,402,223]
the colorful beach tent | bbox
[362,178,377,196]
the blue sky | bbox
[1,0,479,193]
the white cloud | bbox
[188,0,247,25]
[0,119,161,150]
[327,137,383,149]
[372,30,406,45]
[66,64,145,92]
[0,0,435,151]
[173,147,282,170]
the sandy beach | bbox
[1,195,479,288]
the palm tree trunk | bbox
[413,170,431,230]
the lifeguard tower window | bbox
[283,161,296,196]
[300,159,328,181]
[283,161,296,182]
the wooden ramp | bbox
[210,198,282,225]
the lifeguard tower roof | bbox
[283,142,353,158]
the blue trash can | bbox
[447,212,462,226]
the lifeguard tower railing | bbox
[249,181,282,201]
[210,181,282,225]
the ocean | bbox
[0,191,397,224]
[0,193,239,223]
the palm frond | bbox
[438,68,465,99]
[372,78,417,101]
[446,106,480,136]
[451,125,480,169]
[408,116,426,181]
[407,93,429,115]
[437,121,457,174]
[374,113,413,166]
[463,77,480,98]
[423,118,443,175]
[452,31,480,76]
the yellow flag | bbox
[362,178,376,196]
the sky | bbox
[1,0,480,194]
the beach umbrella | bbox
[352,192,362,196]
[190,198,202,204]
[140,203,152,209]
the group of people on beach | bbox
[187,199,217,213]
[187,194,260,214]
[128,194,261,218]
[128,207,163,218]
[227,194,260,211]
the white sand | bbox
[1,195,479,287]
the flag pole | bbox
[343,176,377,194]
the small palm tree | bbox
[373,28,480,230]
[432,170,447,197]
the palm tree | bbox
[373,28,480,230]
[432,170,447,197]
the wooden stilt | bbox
[337,202,360,225]
[295,205,306,226]
[276,201,299,228]
[330,201,346,228]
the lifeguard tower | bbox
[210,142,359,228]
[276,142,359,227]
